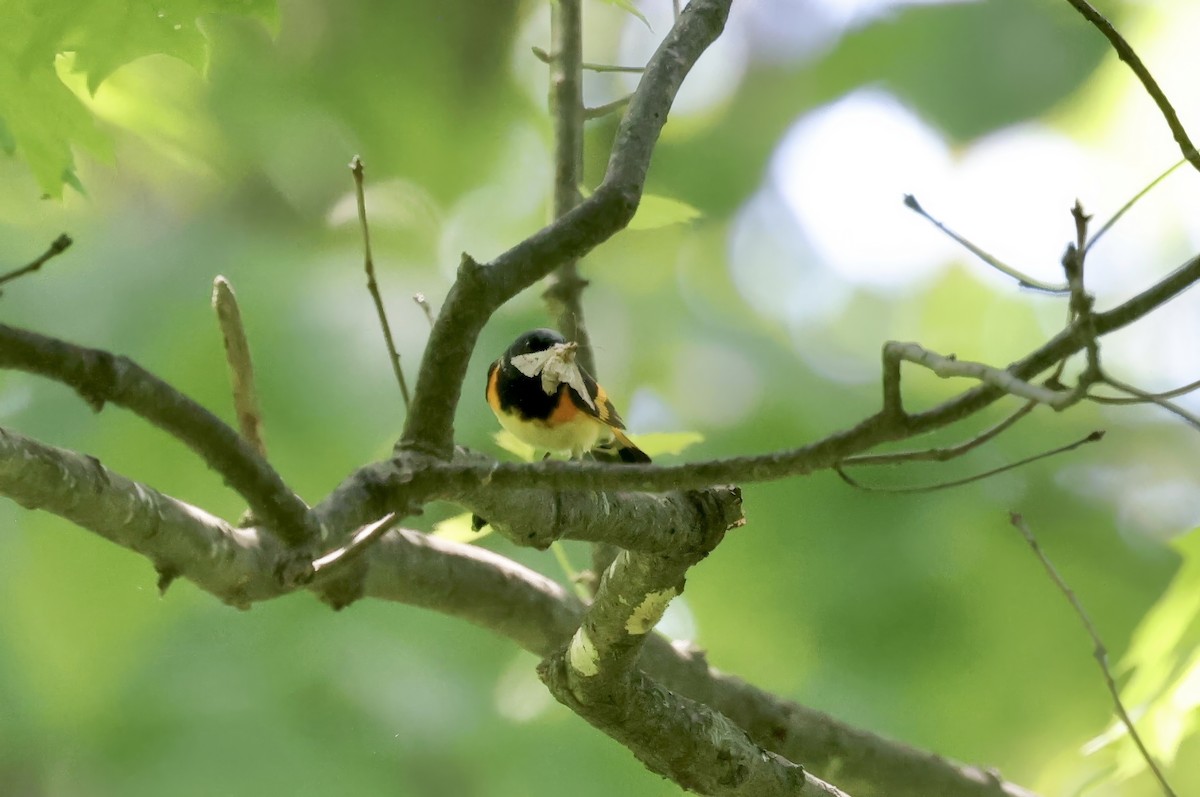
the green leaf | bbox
[1086,528,1200,778]
[630,431,704,457]
[0,59,110,198]
[0,0,277,197]
[627,193,703,231]
[431,512,493,544]
[595,0,651,30]
[0,117,15,154]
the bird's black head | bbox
[505,328,566,358]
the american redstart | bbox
[486,328,650,463]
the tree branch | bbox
[543,0,597,375]
[836,430,1103,493]
[531,46,645,74]
[0,424,286,606]
[842,400,1035,466]
[308,249,1199,515]
[1062,0,1200,173]
[0,233,73,290]
[212,276,267,457]
[535,496,834,796]
[1010,513,1177,797]
[351,155,411,409]
[454,452,744,553]
[399,0,732,456]
[0,323,319,548]
[0,422,1040,797]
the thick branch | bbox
[538,498,831,796]
[0,424,285,606]
[0,324,319,547]
[541,661,824,796]
[0,425,1038,797]
[453,449,743,552]
[399,0,732,456]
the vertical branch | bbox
[351,156,411,409]
[212,277,267,457]
[543,0,597,376]
[545,0,613,580]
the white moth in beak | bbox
[509,341,596,411]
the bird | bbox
[485,328,650,463]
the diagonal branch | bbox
[1062,0,1200,173]
[843,400,1036,466]
[0,323,319,548]
[322,250,1200,505]
[1010,513,1177,797]
[0,422,1040,797]
[399,0,732,457]
[538,498,842,795]
[836,430,1103,493]
[0,233,73,290]
[0,424,287,606]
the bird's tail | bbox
[611,429,651,464]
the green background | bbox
[1,0,1197,794]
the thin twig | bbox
[584,94,633,120]
[1062,0,1200,174]
[311,512,398,576]
[1089,375,1200,405]
[212,277,267,457]
[1099,374,1200,432]
[350,156,410,409]
[836,431,1103,494]
[1064,202,1102,383]
[885,341,1079,409]
[844,401,1036,466]
[0,233,73,291]
[531,46,645,73]
[1009,512,1178,797]
[904,195,1069,294]
[412,293,436,327]
[1086,159,1185,253]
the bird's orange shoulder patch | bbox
[486,360,501,411]
[548,388,582,425]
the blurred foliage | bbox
[1,0,1198,796]
[0,0,277,196]
[1089,527,1200,782]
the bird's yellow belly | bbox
[496,410,612,457]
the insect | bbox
[485,328,650,463]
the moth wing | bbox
[510,349,555,378]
